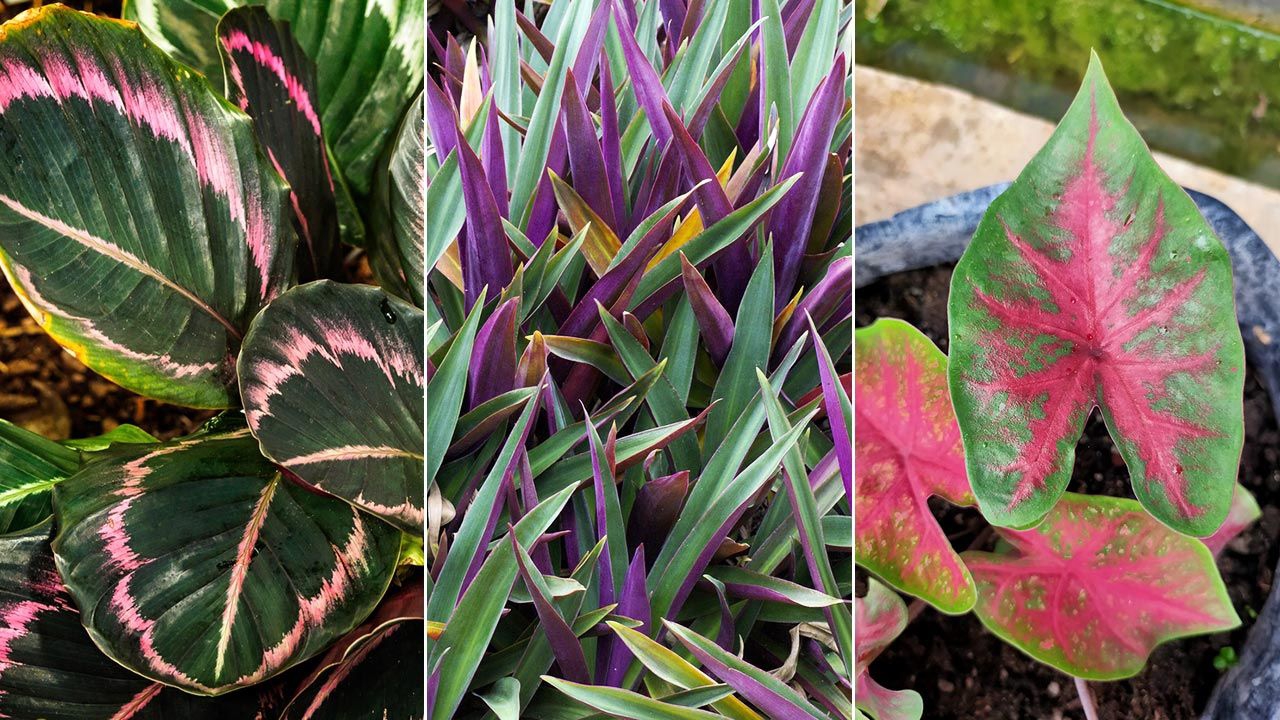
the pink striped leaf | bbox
[0,521,289,717]
[126,0,423,194]
[855,318,976,613]
[855,578,923,720]
[0,6,295,409]
[238,281,425,532]
[1203,484,1261,556]
[948,54,1244,536]
[963,492,1240,679]
[217,5,339,279]
[280,582,423,720]
[50,429,400,695]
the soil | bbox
[0,288,217,441]
[856,264,1280,720]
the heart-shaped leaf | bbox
[948,53,1245,536]
[0,6,294,408]
[0,522,284,718]
[51,429,400,695]
[855,318,976,613]
[126,0,425,194]
[963,492,1240,679]
[855,578,923,720]
[217,5,339,279]
[239,281,425,533]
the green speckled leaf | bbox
[238,281,425,533]
[51,429,400,695]
[0,6,295,408]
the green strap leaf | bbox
[0,6,294,408]
[0,419,78,534]
[239,281,425,533]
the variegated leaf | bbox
[855,318,976,613]
[855,579,923,720]
[217,5,339,278]
[126,0,425,194]
[238,281,425,532]
[51,429,400,695]
[0,419,78,534]
[964,492,1239,679]
[0,522,295,717]
[0,6,294,408]
[948,54,1244,536]
[371,90,424,306]
[281,583,424,720]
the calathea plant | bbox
[0,3,425,718]
[854,55,1255,719]
[426,0,853,717]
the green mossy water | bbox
[857,0,1280,189]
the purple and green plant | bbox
[0,3,424,717]
[854,53,1257,719]
[425,0,853,717]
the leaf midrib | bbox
[0,195,241,340]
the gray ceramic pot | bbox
[856,184,1280,720]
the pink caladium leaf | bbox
[963,492,1240,680]
[948,53,1245,536]
[855,318,976,613]
[1202,484,1261,556]
[855,578,923,720]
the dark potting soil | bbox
[856,264,1280,720]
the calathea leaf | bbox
[963,492,1239,679]
[0,419,79,534]
[217,5,339,279]
[855,578,923,720]
[855,319,976,613]
[383,90,425,306]
[0,522,277,718]
[51,429,401,695]
[0,6,294,408]
[127,0,425,195]
[281,582,424,720]
[239,281,425,533]
[948,53,1244,536]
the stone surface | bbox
[855,65,1280,258]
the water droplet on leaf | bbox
[380,298,397,324]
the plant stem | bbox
[1074,676,1099,720]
